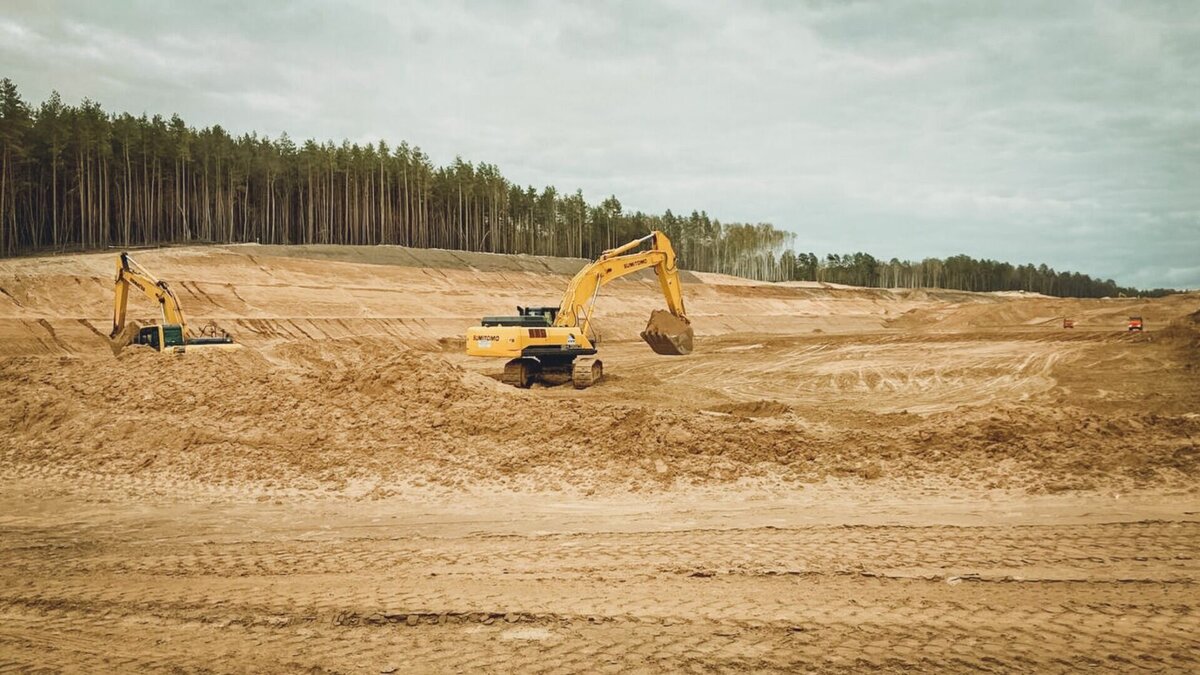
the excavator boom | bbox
[551,231,691,355]
[110,252,188,339]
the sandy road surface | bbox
[3,488,1199,673]
[1,245,1199,672]
[505,332,1079,414]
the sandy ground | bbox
[1,244,1199,672]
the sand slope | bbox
[1,244,1197,495]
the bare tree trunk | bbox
[0,147,8,256]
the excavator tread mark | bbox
[572,357,603,389]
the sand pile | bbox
[707,400,793,418]
[0,341,799,490]
[2,336,1197,494]
[1155,306,1200,349]
[2,247,1197,496]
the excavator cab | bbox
[134,324,187,351]
[481,306,559,328]
[131,323,234,352]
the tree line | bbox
[780,252,1174,298]
[0,80,1169,298]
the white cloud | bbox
[2,0,1197,287]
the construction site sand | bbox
[3,245,1200,671]
[1,244,1198,496]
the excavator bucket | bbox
[108,320,143,356]
[640,309,694,355]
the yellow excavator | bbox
[466,231,693,388]
[109,251,238,353]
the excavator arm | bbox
[552,231,692,355]
[554,231,687,332]
[110,252,189,339]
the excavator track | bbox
[501,358,539,388]
[572,357,603,389]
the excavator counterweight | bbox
[466,231,693,388]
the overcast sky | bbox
[3,0,1197,288]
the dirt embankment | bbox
[0,245,1197,496]
[2,335,1197,496]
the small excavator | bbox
[109,251,238,353]
[466,231,693,389]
